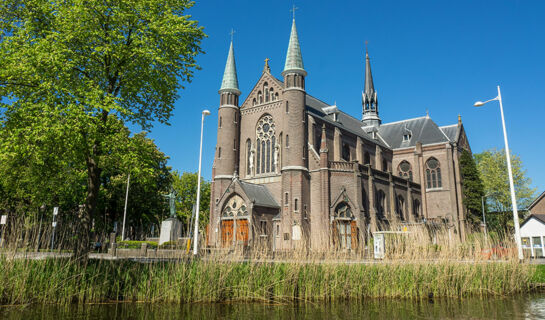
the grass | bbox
[0,257,541,306]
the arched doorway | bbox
[221,195,249,248]
[332,202,358,250]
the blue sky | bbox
[145,0,545,194]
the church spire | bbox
[219,40,240,95]
[362,49,380,127]
[282,19,306,77]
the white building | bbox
[520,214,545,258]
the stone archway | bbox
[220,194,249,248]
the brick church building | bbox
[207,19,471,252]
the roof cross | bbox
[290,5,298,20]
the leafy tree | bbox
[474,149,536,232]
[171,171,210,234]
[459,150,485,228]
[0,0,205,258]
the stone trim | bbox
[240,101,282,115]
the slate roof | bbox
[219,41,240,94]
[283,19,305,74]
[378,116,455,149]
[239,180,280,208]
[305,94,389,148]
[440,124,458,142]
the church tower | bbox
[362,50,380,128]
[215,40,241,177]
[280,18,309,249]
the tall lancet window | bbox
[426,157,442,189]
[256,114,276,175]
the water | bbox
[2,295,545,319]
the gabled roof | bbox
[306,94,389,148]
[529,191,545,212]
[521,213,545,228]
[378,116,454,149]
[239,180,280,209]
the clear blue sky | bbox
[145,0,545,195]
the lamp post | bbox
[193,109,211,255]
[481,195,488,237]
[474,85,523,260]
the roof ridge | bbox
[381,116,428,126]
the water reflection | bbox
[2,295,545,319]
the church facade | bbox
[207,19,471,252]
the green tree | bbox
[0,0,205,258]
[171,171,210,234]
[459,149,485,228]
[474,149,536,232]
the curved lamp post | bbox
[474,85,523,260]
[193,109,211,255]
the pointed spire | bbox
[320,124,328,153]
[282,19,306,76]
[364,52,375,96]
[219,40,240,95]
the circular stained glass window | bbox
[427,159,439,169]
[400,161,411,172]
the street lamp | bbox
[193,109,211,255]
[474,85,523,260]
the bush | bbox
[117,240,158,249]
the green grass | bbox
[0,258,539,306]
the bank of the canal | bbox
[1,258,544,306]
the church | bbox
[207,19,471,253]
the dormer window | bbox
[403,133,412,142]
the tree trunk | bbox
[73,153,101,262]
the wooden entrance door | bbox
[236,219,249,246]
[221,220,234,248]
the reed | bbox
[0,256,540,306]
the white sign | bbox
[374,233,385,259]
[0,215,7,225]
[53,207,59,216]
[52,221,57,227]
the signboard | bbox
[374,233,385,259]
[0,215,6,225]
[53,207,59,216]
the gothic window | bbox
[314,126,321,153]
[375,189,386,219]
[426,157,442,189]
[264,82,269,102]
[398,161,413,181]
[284,192,289,206]
[275,92,279,100]
[219,116,222,128]
[255,114,276,174]
[342,142,350,161]
[286,101,289,113]
[252,98,256,106]
[396,195,405,221]
[294,198,299,211]
[218,147,221,159]
[286,135,289,148]
[333,202,356,250]
[382,159,388,172]
[413,199,421,219]
[258,91,263,104]
[222,195,248,218]
[246,139,251,176]
[364,152,370,166]
[270,88,274,101]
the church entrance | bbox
[220,194,250,248]
[332,202,359,250]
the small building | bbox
[520,213,545,258]
[529,191,545,215]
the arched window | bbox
[264,82,269,102]
[258,91,263,104]
[275,92,279,100]
[413,199,420,219]
[364,152,370,166]
[426,157,442,189]
[333,202,356,250]
[222,195,248,218]
[246,139,252,176]
[375,190,386,219]
[218,147,222,159]
[286,135,289,148]
[382,159,388,172]
[256,114,276,174]
[270,88,275,101]
[342,142,350,161]
[219,116,222,128]
[398,161,413,181]
[396,195,405,221]
[252,98,256,106]
[294,198,299,211]
[286,101,289,113]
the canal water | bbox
[2,295,545,319]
